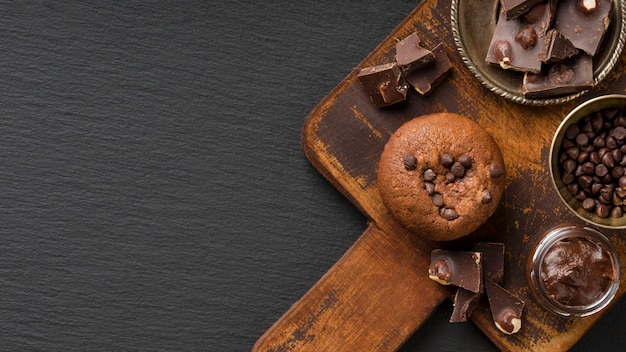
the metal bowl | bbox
[451,0,626,105]
[550,95,626,228]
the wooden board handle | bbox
[253,222,449,352]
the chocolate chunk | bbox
[473,242,505,284]
[403,155,417,170]
[357,63,408,108]
[395,33,435,72]
[522,54,593,98]
[486,1,556,73]
[553,0,614,57]
[406,43,452,95]
[538,29,579,64]
[450,288,483,323]
[485,279,524,335]
[500,0,544,20]
[429,249,483,293]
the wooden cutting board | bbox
[253,0,626,351]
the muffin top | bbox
[377,113,506,241]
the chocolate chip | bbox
[614,126,626,140]
[582,198,596,211]
[441,153,454,168]
[595,164,609,177]
[489,163,504,178]
[482,189,493,204]
[611,206,623,217]
[442,208,459,221]
[432,193,444,207]
[445,172,456,184]
[596,203,610,218]
[561,159,576,174]
[451,161,465,178]
[425,182,436,196]
[403,155,417,170]
[424,169,436,182]
[459,154,472,168]
[565,124,579,139]
[575,133,589,146]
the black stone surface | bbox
[0,1,624,351]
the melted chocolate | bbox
[540,236,617,306]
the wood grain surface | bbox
[254,0,626,351]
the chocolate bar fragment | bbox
[500,0,544,20]
[473,242,505,284]
[395,33,435,72]
[553,0,614,57]
[406,43,452,95]
[538,29,579,64]
[485,279,524,335]
[428,249,482,293]
[485,0,556,73]
[357,63,408,108]
[522,54,593,98]
[450,287,483,323]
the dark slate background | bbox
[0,1,624,351]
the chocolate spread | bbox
[540,236,617,306]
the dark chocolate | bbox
[395,33,435,72]
[485,279,524,335]
[485,1,556,73]
[473,242,505,284]
[406,43,451,95]
[357,63,408,108]
[553,0,614,57]
[450,287,483,323]
[538,29,579,64]
[522,54,593,98]
[429,249,483,293]
[500,0,544,20]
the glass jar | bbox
[527,224,620,317]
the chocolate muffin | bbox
[377,113,506,241]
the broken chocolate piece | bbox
[522,54,593,98]
[357,63,408,108]
[450,287,483,323]
[429,249,483,293]
[553,0,613,57]
[473,242,505,284]
[395,33,435,72]
[538,29,579,64]
[406,43,452,95]
[485,279,524,335]
[486,1,556,73]
[500,0,544,20]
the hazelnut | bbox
[428,259,451,285]
[547,64,575,85]
[492,40,512,69]
[514,27,537,50]
[494,308,521,335]
[578,0,598,13]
